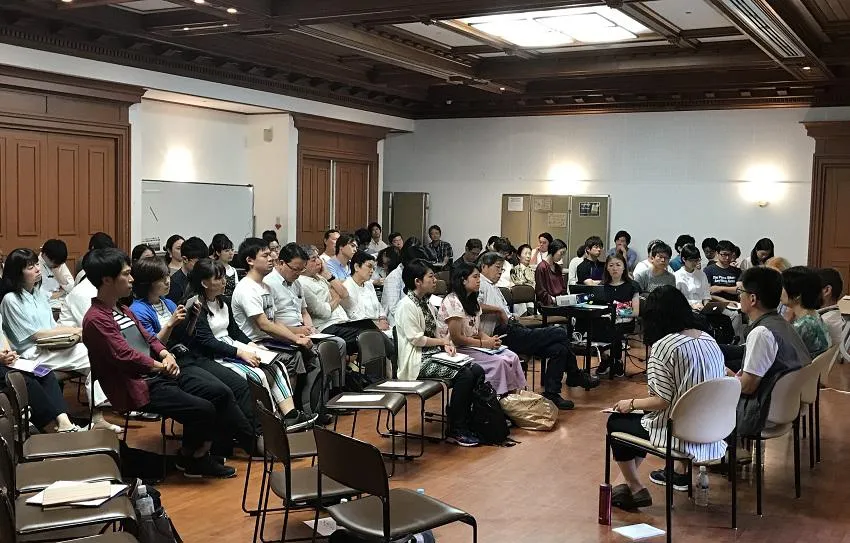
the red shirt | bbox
[534,260,567,306]
[81,298,166,411]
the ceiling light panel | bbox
[471,20,573,47]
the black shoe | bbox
[611,484,632,509]
[183,454,237,479]
[612,362,626,377]
[566,371,600,389]
[282,410,318,433]
[595,359,611,376]
[313,413,334,426]
[542,393,574,410]
[630,488,653,508]
[649,469,690,492]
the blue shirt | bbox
[0,288,55,352]
[607,247,638,271]
[324,257,351,282]
[129,297,178,336]
[669,255,684,272]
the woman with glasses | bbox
[673,244,711,309]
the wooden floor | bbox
[84,354,850,543]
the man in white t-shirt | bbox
[231,237,323,418]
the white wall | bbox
[383,107,850,266]
[130,100,297,244]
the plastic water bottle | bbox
[416,488,425,495]
[136,485,155,518]
[695,466,709,507]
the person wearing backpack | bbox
[395,258,485,447]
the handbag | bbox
[499,389,558,431]
[35,333,80,351]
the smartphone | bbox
[496,334,508,339]
[184,296,197,311]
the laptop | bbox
[569,284,611,305]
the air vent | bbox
[719,0,804,58]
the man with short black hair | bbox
[633,242,675,293]
[669,234,696,272]
[733,267,810,435]
[320,229,340,263]
[427,224,453,270]
[382,243,430,326]
[702,237,719,266]
[366,222,387,256]
[817,267,845,348]
[82,248,236,478]
[453,238,483,269]
[39,239,74,309]
[607,230,638,271]
[704,240,742,301]
[478,252,599,410]
[388,232,403,251]
[168,236,207,303]
[576,236,605,286]
[325,233,357,283]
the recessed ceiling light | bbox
[226,7,238,14]
[222,23,229,27]
[193,0,205,3]
[61,0,73,3]
[182,27,189,31]
[499,87,505,91]
[802,66,812,70]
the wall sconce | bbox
[738,164,787,208]
[547,162,589,194]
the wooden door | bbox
[0,128,117,272]
[812,159,850,284]
[334,161,369,235]
[297,157,331,246]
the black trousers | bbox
[0,367,67,430]
[183,354,258,435]
[720,344,745,373]
[175,360,255,454]
[142,374,216,452]
[592,322,634,362]
[496,323,579,395]
[607,412,651,461]
[449,363,485,432]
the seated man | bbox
[669,234,695,272]
[477,252,599,410]
[167,236,207,303]
[704,240,742,302]
[732,267,810,436]
[324,233,357,283]
[633,241,675,293]
[231,237,323,418]
[427,224,453,271]
[382,243,430,327]
[38,239,74,310]
[607,230,638,272]
[702,237,719,268]
[453,238,483,269]
[576,236,605,286]
[82,248,236,478]
[817,267,845,349]
[264,242,347,362]
[492,237,515,287]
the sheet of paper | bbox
[600,408,645,415]
[303,517,338,537]
[375,380,423,389]
[336,394,386,403]
[612,523,665,540]
[469,346,506,355]
[27,481,127,508]
[255,349,278,365]
[10,358,40,373]
[310,333,334,339]
[429,295,443,307]
[507,196,524,212]
[433,352,471,363]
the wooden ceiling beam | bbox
[679,27,741,40]
[57,0,130,8]
[290,22,523,93]
[431,20,536,59]
[477,48,775,80]
[616,3,697,50]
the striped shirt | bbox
[641,331,728,463]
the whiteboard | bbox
[141,180,254,250]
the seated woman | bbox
[437,264,526,396]
[209,234,238,298]
[0,316,81,433]
[674,244,710,309]
[529,232,552,268]
[131,244,155,262]
[0,248,119,433]
[341,251,396,365]
[781,266,832,356]
[535,239,568,305]
[395,259,485,447]
[606,286,727,510]
[510,244,535,287]
[739,238,774,271]
[129,258,188,345]
[373,247,399,288]
[595,254,641,377]
[173,259,313,428]
[165,234,184,276]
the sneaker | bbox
[649,469,690,492]
[611,362,626,378]
[566,371,601,389]
[315,413,334,427]
[128,411,160,421]
[595,359,611,376]
[542,393,574,410]
[183,454,237,479]
[446,431,480,447]
[282,410,318,433]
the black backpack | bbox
[469,380,510,445]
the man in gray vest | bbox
[734,266,811,435]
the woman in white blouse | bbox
[673,244,711,309]
[342,251,396,363]
[606,286,727,510]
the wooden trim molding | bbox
[293,113,390,140]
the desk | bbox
[539,303,614,390]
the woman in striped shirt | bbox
[606,285,727,510]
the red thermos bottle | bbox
[599,483,612,525]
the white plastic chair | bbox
[605,377,741,543]
[800,346,838,467]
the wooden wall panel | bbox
[54,142,80,237]
[13,133,45,239]
[334,161,369,234]
[297,157,331,247]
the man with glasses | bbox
[453,238,483,269]
[633,241,675,293]
[705,240,742,301]
[325,233,357,282]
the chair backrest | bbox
[317,341,344,380]
[357,330,388,379]
[4,373,28,443]
[4,373,27,413]
[0,487,14,543]
[498,287,513,306]
[803,346,838,404]
[0,416,14,492]
[434,279,448,296]
[435,270,450,283]
[314,427,389,499]
[669,377,741,444]
[246,377,274,413]
[0,393,12,420]
[255,402,291,464]
[511,285,535,305]
[766,367,808,425]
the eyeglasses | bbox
[736,287,752,296]
[718,252,734,258]
[284,261,305,274]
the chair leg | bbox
[470,515,478,543]
[604,434,611,484]
[665,453,673,543]
[686,461,693,499]
[808,404,815,470]
[730,431,737,530]
[756,440,763,516]
[280,505,289,543]
[815,387,822,463]
[241,452,256,515]
[801,412,806,439]
[793,417,801,499]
